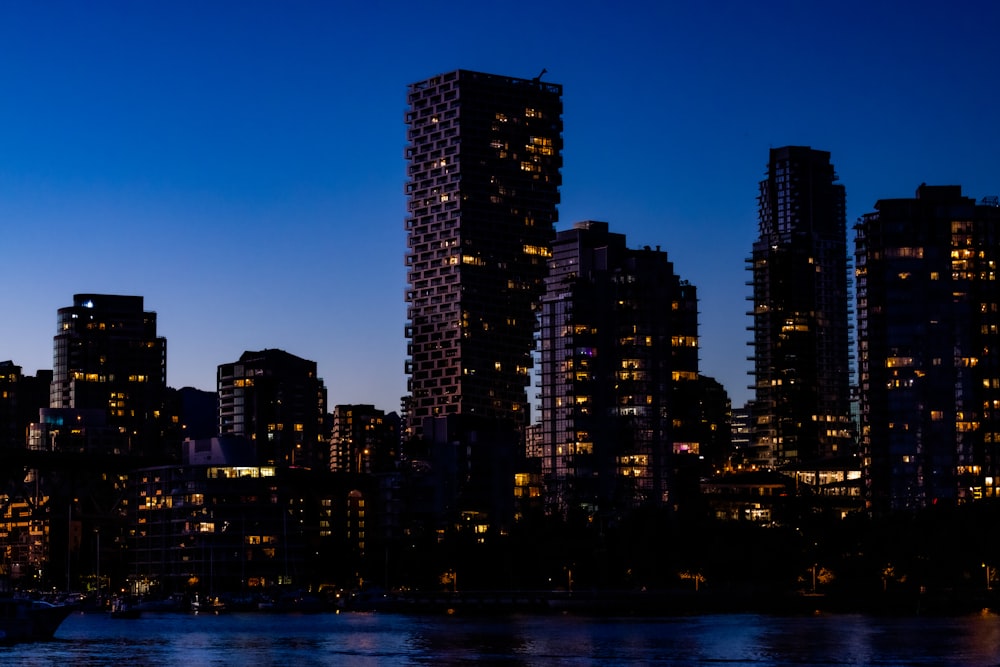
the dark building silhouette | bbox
[856,185,1000,513]
[0,362,50,450]
[537,221,699,516]
[217,349,328,469]
[168,386,219,441]
[423,414,519,534]
[404,69,563,438]
[47,294,168,457]
[696,375,733,477]
[749,147,855,468]
[329,404,400,474]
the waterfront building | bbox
[48,294,168,458]
[537,221,699,516]
[0,363,50,584]
[126,436,355,596]
[4,295,170,590]
[856,185,1000,513]
[217,349,328,470]
[748,147,855,468]
[0,493,48,585]
[404,69,563,439]
[700,470,797,524]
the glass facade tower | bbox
[538,221,699,515]
[749,147,855,467]
[856,185,1000,513]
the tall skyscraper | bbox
[404,69,563,438]
[217,349,327,469]
[48,293,167,456]
[538,221,700,515]
[856,185,1000,513]
[749,147,854,467]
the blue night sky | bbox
[1,1,997,414]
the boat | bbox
[109,597,141,619]
[0,597,74,642]
[190,593,225,614]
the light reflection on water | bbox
[3,610,1000,666]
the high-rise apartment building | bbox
[48,294,167,456]
[217,349,327,469]
[538,221,699,515]
[856,185,1000,513]
[404,69,563,438]
[749,147,855,467]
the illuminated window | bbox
[522,244,551,257]
[886,247,924,258]
[526,136,554,156]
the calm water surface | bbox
[2,610,1000,665]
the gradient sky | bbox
[1,1,997,415]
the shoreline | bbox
[343,587,1000,617]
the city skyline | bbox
[1,2,998,413]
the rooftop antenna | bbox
[532,68,548,83]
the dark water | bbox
[3,610,1000,665]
